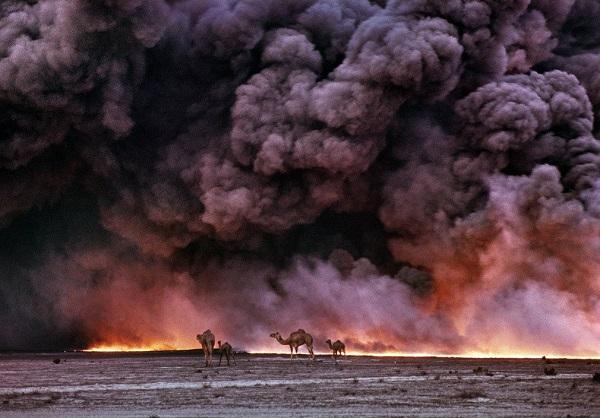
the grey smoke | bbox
[0,0,599,355]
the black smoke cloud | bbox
[1,0,599,355]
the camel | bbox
[325,339,346,360]
[196,329,215,367]
[270,329,315,360]
[217,340,236,366]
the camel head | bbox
[269,332,280,339]
[196,334,201,342]
[325,339,331,344]
[217,340,222,348]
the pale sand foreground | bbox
[0,352,599,417]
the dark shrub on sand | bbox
[455,390,486,399]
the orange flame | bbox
[249,343,600,359]
[72,248,600,360]
[83,343,178,352]
[83,339,600,359]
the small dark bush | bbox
[544,367,557,376]
[592,373,600,383]
[455,390,486,399]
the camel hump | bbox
[296,328,306,334]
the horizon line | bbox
[2,348,598,360]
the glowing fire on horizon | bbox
[84,343,180,352]
[243,347,600,360]
[82,341,600,359]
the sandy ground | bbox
[0,352,599,417]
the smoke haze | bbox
[0,0,599,356]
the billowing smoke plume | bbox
[1,0,599,356]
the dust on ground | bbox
[0,352,599,417]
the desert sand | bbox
[1,352,599,417]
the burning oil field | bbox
[1,0,600,415]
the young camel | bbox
[196,329,215,367]
[325,339,346,360]
[217,340,236,366]
[270,329,315,360]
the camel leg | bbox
[307,345,315,360]
[226,352,230,366]
[232,351,236,365]
[219,351,223,366]
[290,346,293,360]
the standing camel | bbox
[218,340,236,366]
[325,339,346,360]
[196,329,215,367]
[270,329,315,360]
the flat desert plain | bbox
[0,352,599,417]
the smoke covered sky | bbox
[1,0,599,356]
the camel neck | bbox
[277,336,290,345]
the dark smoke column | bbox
[0,0,598,356]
